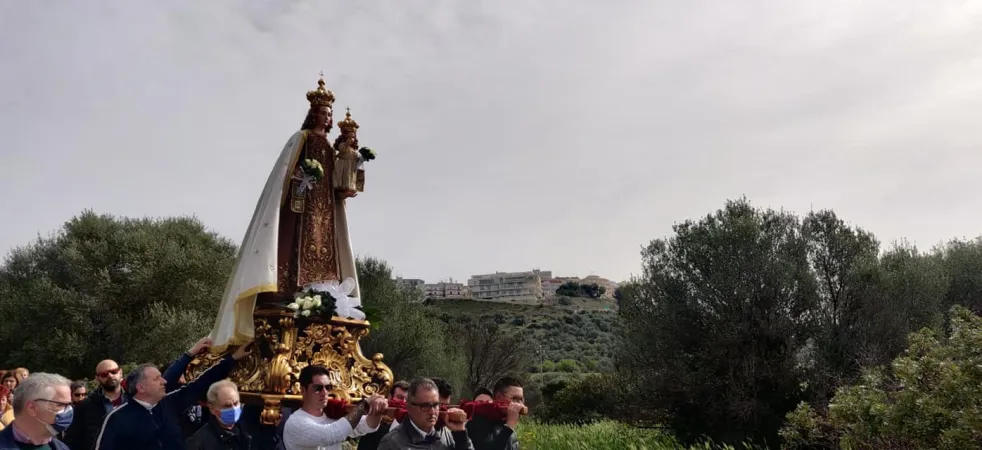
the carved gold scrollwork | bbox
[185,310,394,426]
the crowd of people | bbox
[0,338,525,450]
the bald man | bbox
[64,360,125,450]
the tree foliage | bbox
[617,199,817,446]
[450,316,530,394]
[0,211,236,377]
[614,198,982,447]
[556,281,605,299]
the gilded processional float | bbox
[186,74,391,425]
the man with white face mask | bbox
[0,372,73,449]
[185,380,251,450]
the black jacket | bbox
[465,415,519,450]
[356,419,392,450]
[64,388,124,450]
[95,354,236,450]
[185,417,252,450]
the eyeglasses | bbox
[311,384,328,393]
[97,368,121,378]
[36,399,72,413]
[72,392,87,398]
[410,402,441,411]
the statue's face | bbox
[314,106,332,130]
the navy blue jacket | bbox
[0,425,70,450]
[67,361,186,450]
[94,353,236,450]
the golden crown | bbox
[306,74,335,108]
[337,107,359,135]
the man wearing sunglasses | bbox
[93,337,248,450]
[63,359,126,450]
[0,372,73,449]
[282,365,389,450]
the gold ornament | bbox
[337,107,359,137]
[185,310,394,426]
[306,72,336,109]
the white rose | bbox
[313,295,322,307]
[287,303,299,310]
[301,310,312,317]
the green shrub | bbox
[538,373,624,425]
[781,305,982,449]
[517,421,756,449]
[518,420,679,449]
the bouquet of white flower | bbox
[284,277,365,321]
[286,292,331,318]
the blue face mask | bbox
[38,405,73,435]
[218,405,242,425]
[53,406,74,432]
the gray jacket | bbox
[377,419,474,450]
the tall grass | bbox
[517,421,760,450]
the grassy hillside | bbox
[427,298,620,373]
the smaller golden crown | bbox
[337,107,359,135]
[306,74,335,108]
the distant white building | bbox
[425,282,468,299]
[540,278,564,297]
[467,271,544,304]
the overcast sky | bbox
[2,1,982,284]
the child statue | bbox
[333,108,361,197]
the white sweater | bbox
[283,409,378,450]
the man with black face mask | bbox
[0,372,73,449]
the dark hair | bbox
[299,365,331,389]
[474,387,493,398]
[391,380,410,394]
[431,377,453,399]
[125,364,156,397]
[407,378,438,402]
[70,380,87,392]
[0,372,16,388]
[493,376,523,395]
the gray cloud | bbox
[2,1,982,283]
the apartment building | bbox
[540,278,564,297]
[425,282,469,299]
[467,270,544,303]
